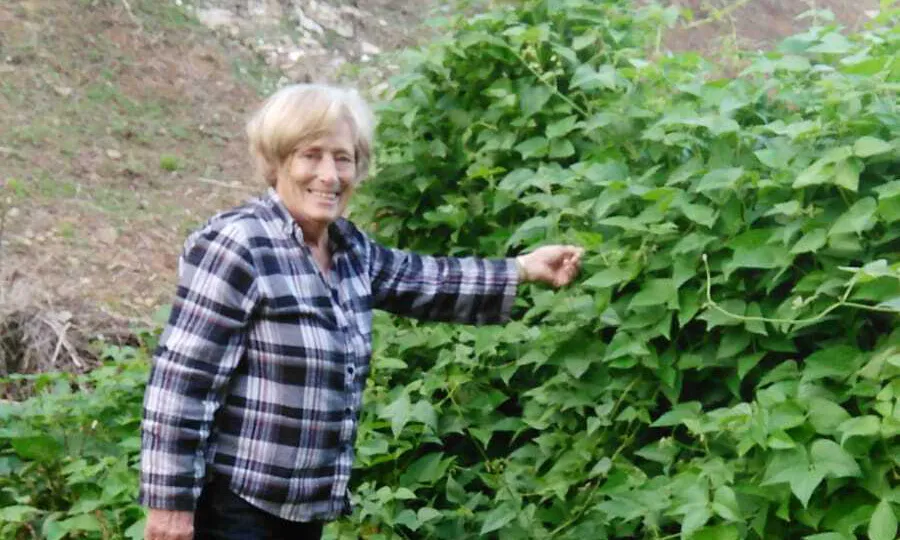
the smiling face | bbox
[274,120,358,236]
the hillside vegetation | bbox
[1,0,899,539]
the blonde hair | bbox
[246,84,375,186]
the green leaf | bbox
[699,300,745,329]
[651,401,702,427]
[810,439,861,478]
[418,507,442,524]
[395,509,419,530]
[584,267,632,289]
[738,352,766,379]
[381,392,412,437]
[763,448,825,507]
[717,330,750,359]
[520,85,552,117]
[834,160,862,192]
[411,400,438,430]
[400,453,451,485]
[828,198,877,237]
[549,138,575,158]
[837,416,881,445]
[794,160,832,188]
[514,137,549,159]
[0,505,39,522]
[729,243,791,270]
[696,168,744,192]
[804,534,853,540]
[58,514,103,533]
[691,525,740,540]
[712,486,742,522]
[791,229,827,254]
[546,115,579,138]
[789,469,825,508]
[11,435,63,462]
[629,279,677,309]
[124,518,145,540]
[572,33,596,50]
[376,357,408,370]
[877,297,900,312]
[808,32,853,54]
[681,202,718,228]
[806,398,852,436]
[744,303,768,336]
[480,503,518,534]
[853,136,893,157]
[868,499,898,540]
[802,346,860,381]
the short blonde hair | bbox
[246,84,375,186]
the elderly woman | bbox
[141,84,583,540]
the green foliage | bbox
[158,155,181,172]
[0,345,149,539]
[339,0,900,538]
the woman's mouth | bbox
[307,188,339,202]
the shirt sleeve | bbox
[140,222,259,511]
[364,234,519,325]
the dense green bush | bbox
[0,345,148,539]
[338,1,900,538]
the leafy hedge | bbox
[340,1,900,538]
[1,1,898,539]
[0,345,148,539]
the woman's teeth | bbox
[308,189,338,201]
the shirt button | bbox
[344,407,353,416]
[347,365,355,374]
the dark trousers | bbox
[194,476,324,540]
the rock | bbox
[106,149,122,160]
[196,7,240,33]
[361,41,381,55]
[303,1,354,39]
[338,5,366,19]
[294,5,325,36]
[247,0,284,24]
[97,227,119,245]
[287,50,304,62]
[53,86,73,97]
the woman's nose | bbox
[316,154,338,182]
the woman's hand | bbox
[145,509,194,540]
[516,245,584,288]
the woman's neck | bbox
[298,219,329,252]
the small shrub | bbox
[158,154,180,172]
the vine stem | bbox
[701,254,898,327]
[507,47,590,118]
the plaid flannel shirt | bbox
[140,188,518,521]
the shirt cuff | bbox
[499,258,519,322]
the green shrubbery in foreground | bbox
[2,0,899,538]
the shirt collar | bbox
[264,187,350,253]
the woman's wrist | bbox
[515,255,530,283]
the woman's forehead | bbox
[296,121,355,152]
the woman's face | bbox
[275,120,357,230]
